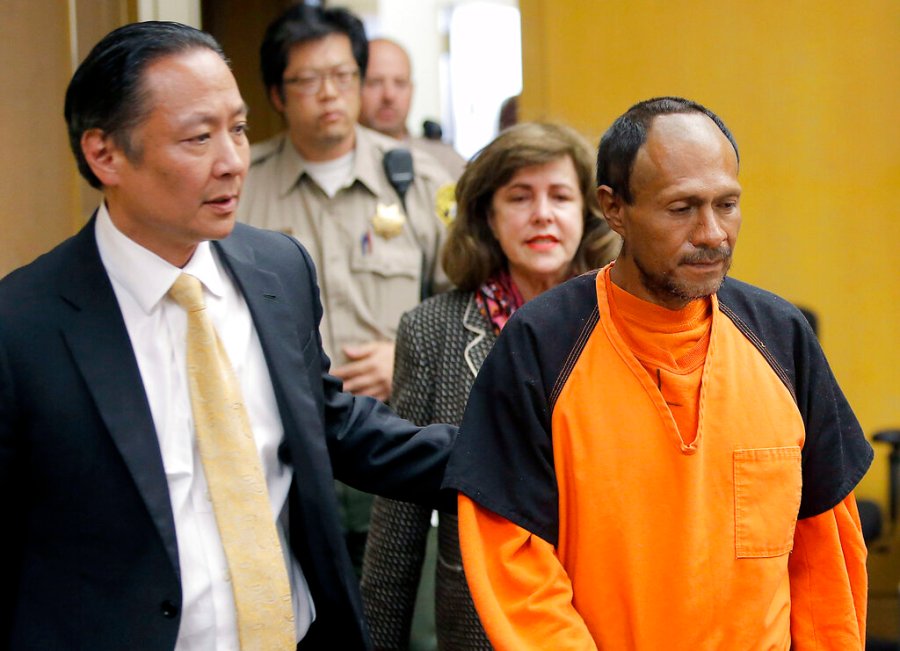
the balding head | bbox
[360,38,413,139]
[597,108,742,310]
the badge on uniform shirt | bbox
[435,182,457,227]
[371,203,405,239]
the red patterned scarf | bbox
[475,269,525,335]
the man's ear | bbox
[269,85,285,113]
[81,129,122,187]
[597,185,626,238]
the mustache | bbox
[680,246,732,265]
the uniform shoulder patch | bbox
[435,182,457,227]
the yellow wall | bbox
[519,0,900,502]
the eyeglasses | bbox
[282,68,360,96]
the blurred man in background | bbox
[360,38,466,178]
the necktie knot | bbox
[168,273,206,313]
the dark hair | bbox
[498,94,519,131]
[596,96,739,204]
[443,122,620,291]
[260,4,368,103]
[64,21,225,189]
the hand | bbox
[332,341,395,401]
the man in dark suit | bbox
[0,21,454,651]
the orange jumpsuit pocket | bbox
[733,446,802,558]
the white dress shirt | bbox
[95,204,314,650]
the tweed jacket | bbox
[360,290,495,650]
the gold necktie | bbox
[168,273,295,650]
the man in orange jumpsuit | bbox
[443,97,872,650]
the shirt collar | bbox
[275,125,386,197]
[95,202,227,315]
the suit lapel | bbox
[213,235,315,442]
[462,293,495,379]
[59,222,180,575]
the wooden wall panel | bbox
[0,0,133,276]
[202,0,298,145]
[0,1,79,275]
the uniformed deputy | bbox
[238,3,454,577]
[240,5,453,401]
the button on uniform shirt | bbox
[238,124,453,366]
[95,204,314,650]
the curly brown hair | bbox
[442,122,620,291]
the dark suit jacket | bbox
[0,219,455,650]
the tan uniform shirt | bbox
[410,136,467,179]
[239,125,453,366]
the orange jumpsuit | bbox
[445,265,872,650]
